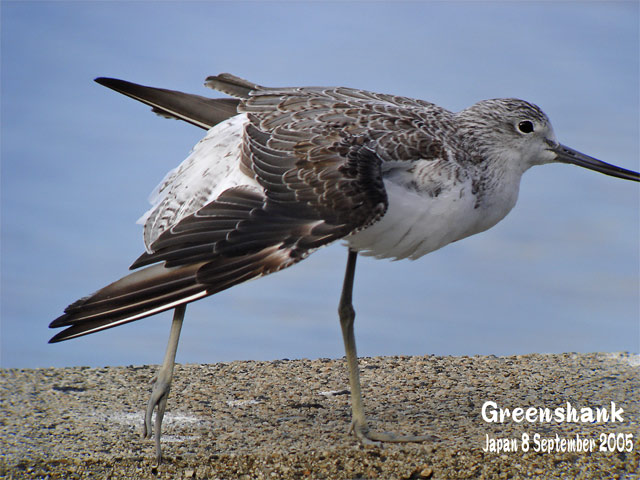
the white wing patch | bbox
[138,114,261,251]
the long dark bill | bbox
[552,144,639,182]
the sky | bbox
[1,1,638,369]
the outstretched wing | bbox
[50,74,450,342]
[135,74,451,268]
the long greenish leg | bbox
[143,304,186,463]
[338,249,434,444]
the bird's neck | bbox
[468,152,527,232]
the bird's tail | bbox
[48,262,209,343]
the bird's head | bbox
[458,98,639,182]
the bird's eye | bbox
[517,120,534,134]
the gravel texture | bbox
[1,352,638,479]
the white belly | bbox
[346,177,519,260]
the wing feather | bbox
[52,74,457,342]
[94,77,239,129]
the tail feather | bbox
[94,77,240,130]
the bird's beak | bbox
[550,143,639,182]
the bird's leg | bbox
[338,249,434,444]
[143,304,186,463]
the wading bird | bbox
[50,74,639,462]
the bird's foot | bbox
[143,372,172,463]
[351,420,438,446]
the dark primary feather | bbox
[49,262,207,342]
[49,245,302,342]
[95,77,240,129]
[51,74,456,342]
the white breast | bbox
[346,167,521,260]
[139,114,261,250]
